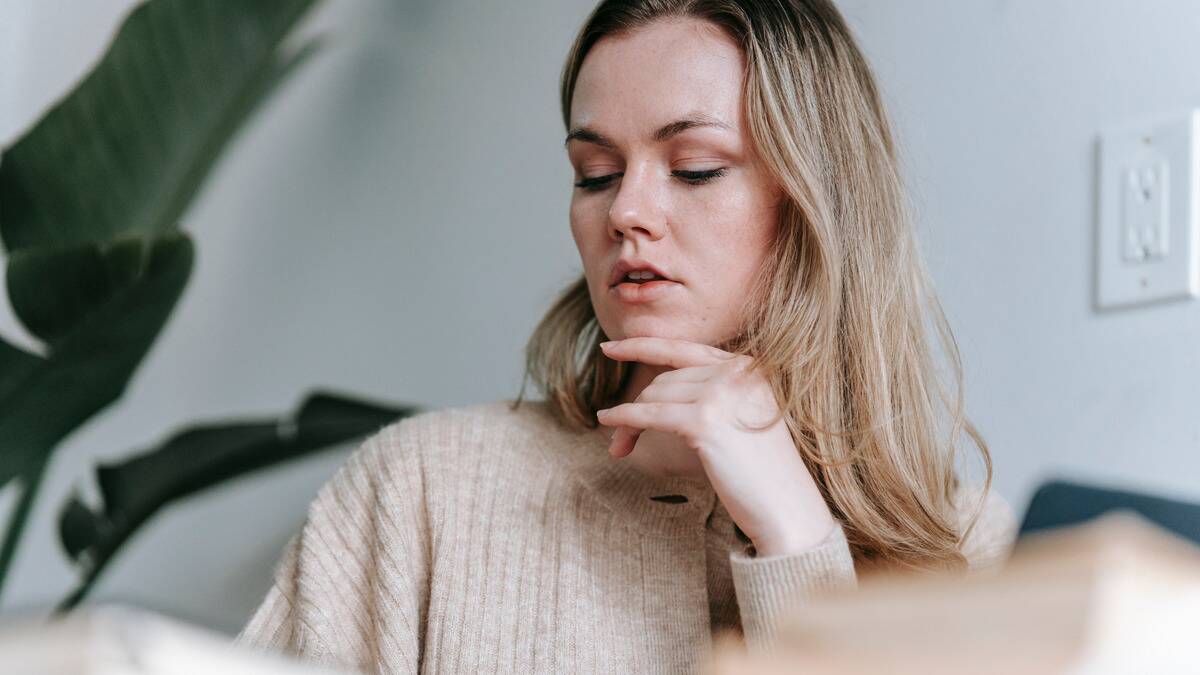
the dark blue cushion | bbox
[1019,479,1200,546]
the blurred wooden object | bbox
[0,604,357,675]
[705,512,1200,674]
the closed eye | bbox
[573,168,728,192]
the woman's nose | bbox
[607,162,665,241]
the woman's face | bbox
[567,17,782,348]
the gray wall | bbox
[0,0,1197,633]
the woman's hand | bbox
[596,337,836,557]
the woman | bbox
[236,1,1016,672]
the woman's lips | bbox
[611,279,681,303]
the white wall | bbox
[1,0,1197,634]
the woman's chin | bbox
[604,322,689,341]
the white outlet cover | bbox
[1096,108,1199,309]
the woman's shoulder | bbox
[301,398,579,533]
[952,481,1020,572]
[368,396,565,450]
[349,397,580,482]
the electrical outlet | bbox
[1096,108,1199,309]
[1120,160,1169,263]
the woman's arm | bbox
[236,531,305,653]
[727,484,1018,652]
[235,419,432,674]
[728,521,858,652]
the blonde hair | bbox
[513,0,991,574]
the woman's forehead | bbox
[569,17,745,137]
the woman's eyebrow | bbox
[564,114,732,148]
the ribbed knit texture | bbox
[235,399,1017,674]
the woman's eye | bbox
[673,168,727,185]
[572,168,728,192]
[574,173,621,192]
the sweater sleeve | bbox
[728,521,857,653]
[728,483,1019,652]
[234,418,432,674]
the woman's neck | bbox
[613,364,708,480]
[618,363,670,406]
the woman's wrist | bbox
[751,516,838,558]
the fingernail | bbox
[596,408,610,417]
[599,341,614,349]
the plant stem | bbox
[0,463,47,603]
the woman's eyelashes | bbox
[573,167,728,192]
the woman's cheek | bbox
[570,197,602,232]
[568,203,593,246]
[569,210,605,285]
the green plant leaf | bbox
[56,392,417,610]
[6,238,153,348]
[0,233,194,487]
[0,0,322,343]
[0,338,42,406]
[0,233,192,597]
[0,0,321,255]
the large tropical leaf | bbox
[1,0,321,344]
[0,234,194,486]
[0,234,193,593]
[0,0,324,599]
[0,0,320,251]
[56,392,416,610]
[0,338,41,409]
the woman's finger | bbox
[608,425,641,458]
[602,382,704,458]
[596,401,697,444]
[600,336,735,369]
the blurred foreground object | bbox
[0,604,359,675]
[707,512,1200,674]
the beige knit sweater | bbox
[235,399,1017,674]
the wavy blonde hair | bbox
[513,0,991,574]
